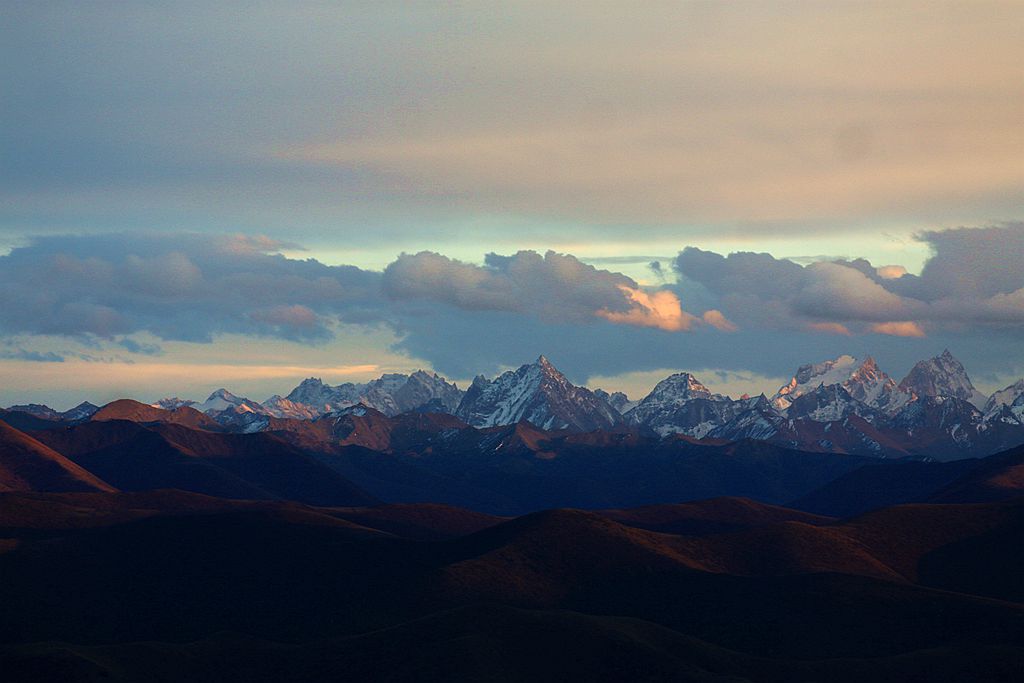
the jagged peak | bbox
[983,378,1024,414]
[532,356,569,382]
[848,356,891,381]
[792,355,858,384]
[407,369,454,384]
[534,355,562,374]
[904,349,970,377]
[898,349,984,407]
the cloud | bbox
[597,286,698,332]
[249,305,328,341]
[0,233,386,344]
[3,3,1019,260]
[876,265,908,280]
[117,337,162,355]
[701,309,738,332]
[674,225,1024,334]
[383,251,527,314]
[384,228,1024,383]
[0,348,64,362]
[384,249,706,330]
[870,321,926,338]
[806,322,852,336]
[915,224,1024,300]
[0,226,1022,394]
[795,261,920,321]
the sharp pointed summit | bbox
[899,350,986,408]
[198,389,265,416]
[455,357,621,431]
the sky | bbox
[1,2,1022,409]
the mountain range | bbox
[1,356,1022,680]
[2,385,1022,516]
[6,350,1023,461]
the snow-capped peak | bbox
[151,397,196,410]
[455,357,621,431]
[198,389,264,415]
[640,372,715,405]
[594,389,637,414]
[985,379,1024,414]
[624,372,734,437]
[773,355,913,415]
[4,403,61,419]
[898,349,986,408]
[274,371,465,418]
[262,395,320,420]
[282,377,342,412]
[206,388,236,401]
[841,356,914,414]
[983,378,1024,425]
[772,355,859,410]
[61,401,100,421]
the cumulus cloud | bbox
[876,265,908,280]
[597,286,698,332]
[673,225,1024,337]
[0,233,386,345]
[794,261,921,322]
[383,251,527,313]
[870,321,926,338]
[384,250,709,331]
[701,309,738,332]
[0,225,1021,392]
[914,224,1024,300]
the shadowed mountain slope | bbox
[33,420,377,507]
[91,399,224,431]
[0,421,115,493]
[791,444,1024,516]
[321,502,504,541]
[2,606,1020,683]
[315,432,875,515]
[0,409,72,432]
[0,490,1018,680]
[929,444,1024,503]
[597,497,834,536]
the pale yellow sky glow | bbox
[0,360,389,409]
